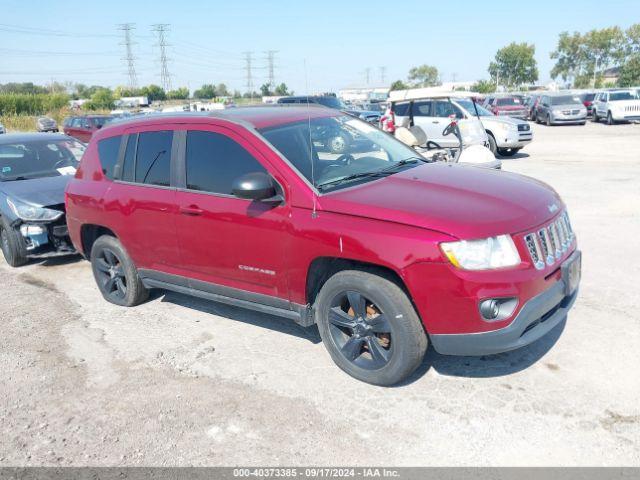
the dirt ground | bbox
[1,121,639,466]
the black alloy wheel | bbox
[94,248,128,301]
[327,290,393,370]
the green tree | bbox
[85,88,114,110]
[193,84,217,99]
[139,84,166,102]
[167,87,189,99]
[407,64,440,87]
[550,31,584,82]
[274,83,291,96]
[471,79,496,94]
[489,42,538,88]
[260,83,273,96]
[389,79,408,91]
[618,55,640,86]
[216,83,230,96]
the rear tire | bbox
[90,235,149,307]
[315,270,427,386]
[592,111,599,123]
[0,218,28,267]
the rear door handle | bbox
[180,205,204,216]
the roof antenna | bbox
[304,59,318,219]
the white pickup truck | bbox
[592,89,640,124]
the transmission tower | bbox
[264,50,278,90]
[152,24,172,91]
[379,66,386,84]
[118,23,137,89]
[243,51,254,97]
[365,67,371,85]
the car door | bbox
[431,100,463,148]
[597,92,608,116]
[408,100,442,145]
[174,125,290,300]
[103,128,183,274]
[77,118,92,142]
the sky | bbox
[0,0,637,94]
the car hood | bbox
[479,115,524,127]
[495,105,527,111]
[319,163,563,239]
[0,175,71,208]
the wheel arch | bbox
[305,256,411,307]
[80,224,118,259]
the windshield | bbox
[495,97,522,106]
[455,99,494,117]
[551,95,582,106]
[91,116,113,128]
[260,115,424,192]
[0,139,85,181]
[315,97,347,110]
[609,91,637,101]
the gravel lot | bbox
[1,121,639,466]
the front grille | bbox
[524,211,574,270]
[625,105,640,112]
[518,124,530,131]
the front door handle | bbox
[180,205,204,216]
[432,120,440,124]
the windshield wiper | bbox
[317,157,427,191]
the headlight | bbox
[7,198,63,221]
[441,235,521,270]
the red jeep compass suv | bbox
[65,107,581,385]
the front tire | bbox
[497,148,521,157]
[487,133,498,155]
[0,218,28,267]
[90,235,149,306]
[315,270,427,386]
[546,114,552,126]
[607,112,614,125]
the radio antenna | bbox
[304,59,318,218]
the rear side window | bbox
[97,136,121,179]
[411,101,432,116]
[392,102,410,116]
[185,130,267,195]
[134,131,172,186]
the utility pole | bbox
[152,24,172,92]
[379,66,386,84]
[365,67,371,85]
[118,23,137,90]
[264,50,278,91]
[243,51,254,99]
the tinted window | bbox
[135,131,172,186]
[121,134,137,182]
[278,98,296,104]
[392,102,410,116]
[411,101,432,116]
[97,135,121,179]
[185,131,266,195]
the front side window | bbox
[185,131,267,195]
[260,114,423,193]
[434,101,462,118]
[0,139,85,181]
[134,130,172,186]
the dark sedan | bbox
[0,133,85,267]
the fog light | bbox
[20,224,46,236]
[479,297,518,322]
[480,299,500,320]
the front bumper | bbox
[16,220,75,256]
[496,130,532,149]
[550,113,586,124]
[430,279,577,356]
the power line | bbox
[118,23,137,89]
[264,50,278,90]
[152,24,172,91]
[242,51,254,97]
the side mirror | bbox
[232,172,282,203]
